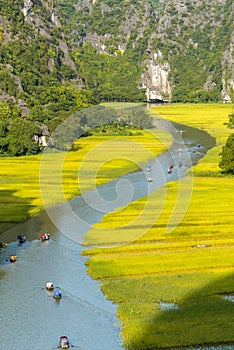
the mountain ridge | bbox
[0,0,233,157]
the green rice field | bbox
[83,103,234,349]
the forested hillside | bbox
[0,0,98,155]
[57,0,233,103]
[0,0,233,156]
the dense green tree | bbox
[74,43,145,102]
[6,118,40,156]
[219,133,234,174]
[227,112,234,128]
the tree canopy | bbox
[219,133,234,174]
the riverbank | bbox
[83,103,234,349]
[0,125,171,241]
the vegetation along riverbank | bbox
[83,103,234,349]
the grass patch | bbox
[83,103,234,349]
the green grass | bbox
[0,129,171,237]
[82,103,234,349]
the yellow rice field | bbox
[83,103,234,349]
[0,129,171,235]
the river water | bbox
[0,119,215,350]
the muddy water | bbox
[0,120,215,350]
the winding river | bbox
[0,119,215,350]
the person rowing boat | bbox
[10,255,17,262]
[56,335,80,348]
[17,235,26,244]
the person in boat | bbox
[17,235,26,244]
[10,255,17,262]
[46,281,54,290]
[197,143,201,148]
[53,288,62,299]
[179,129,183,136]
[147,177,153,182]
[169,163,174,169]
[147,166,151,173]
[178,161,182,168]
[41,233,50,241]
[167,168,172,174]
[58,335,70,348]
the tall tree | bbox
[219,133,234,174]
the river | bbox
[0,119,215,350]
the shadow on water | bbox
[127,272,234,350]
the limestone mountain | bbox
[0,0,233,120]
[0,0,95,156]
[57,0,233,103]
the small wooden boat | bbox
[146,166,151,173]
[10,255,17,262]
[40,233,50,241]
[58,335,70,348]
[17,235,27,244]
[53,288,62,300]
[46,281,54,290]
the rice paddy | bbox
[0,129,171,236]
[82,103,234,349]
[1,102,233,349]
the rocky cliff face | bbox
[140,51,172,101]
[0,0,86,115]
[20,0,78,75]
[22,0,33,18]
[62,0,233,102]
[1,0,233,103]
[221,25,234,102]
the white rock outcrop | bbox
[140,51,172,102]
[22,0,33,18]
[221,29,234,103]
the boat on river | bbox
[58,335,70,348]
[40,233,50,241]
[147,166,151,173]
[17,235,26,244]
[147,177,153,182]
[46,281,54,290]
[10,255,17,262]
[53,288,62,299]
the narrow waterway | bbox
[0,119,215,350]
